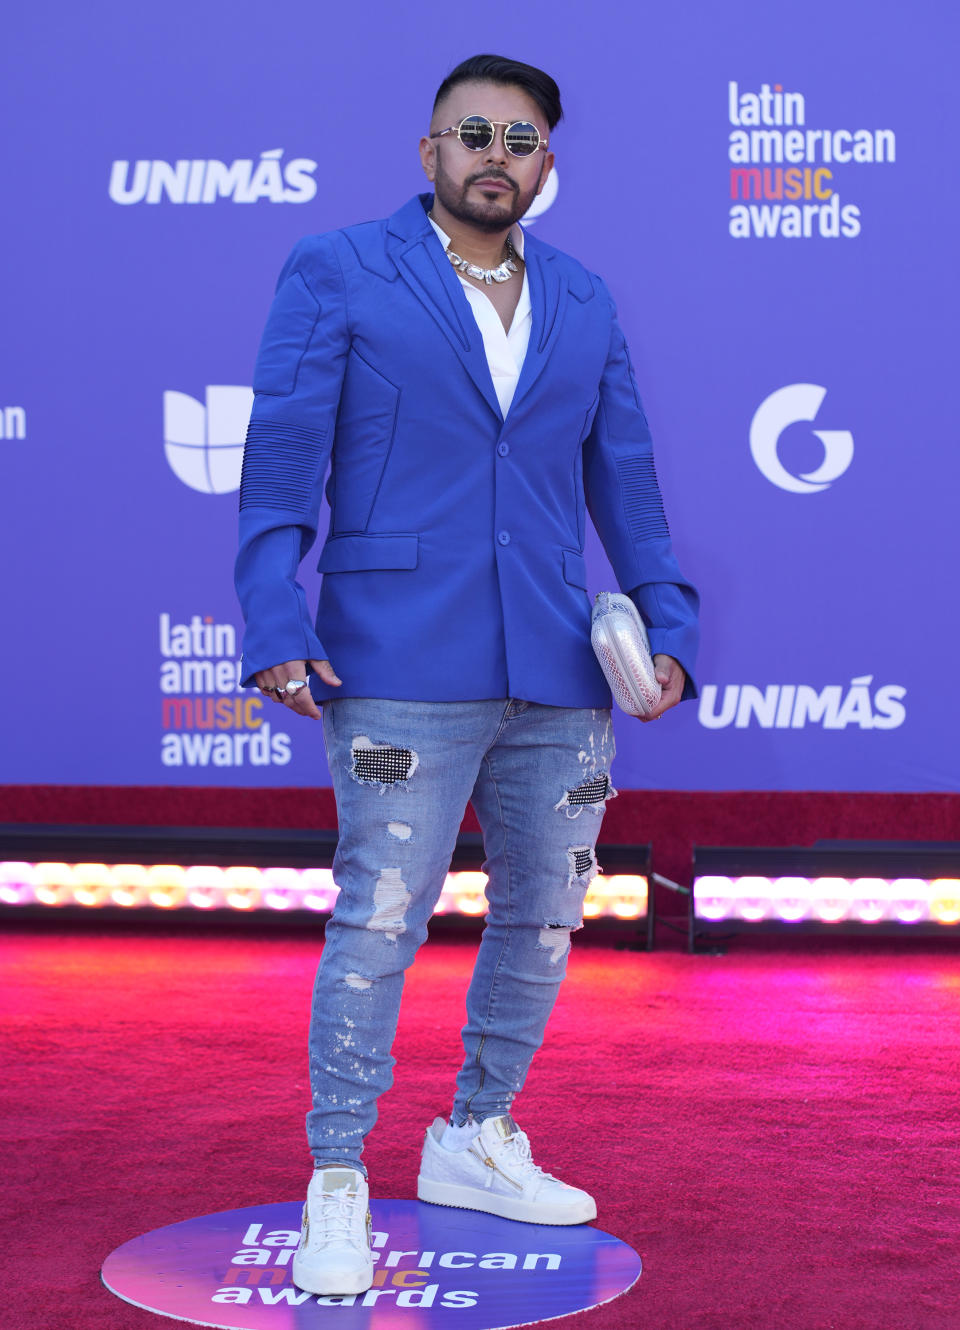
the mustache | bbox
[466,171,517,193]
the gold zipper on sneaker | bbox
[469,1144,523,1191]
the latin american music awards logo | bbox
[726,81,896,239]
[101,1198,641,1328]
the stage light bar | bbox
[694,875,960,927]
[0,861,648,921]
[689,845,960,948]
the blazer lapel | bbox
[510,241,567,415]
[388,196,503,422]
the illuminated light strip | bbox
[694,875,960,926]
[0,862,648,921]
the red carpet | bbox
[5,922,959,1329]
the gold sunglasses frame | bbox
[430,116,549,156]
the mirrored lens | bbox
[458,116,495,151]
[504,122,540,156]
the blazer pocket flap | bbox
[562,548,588,589]
[317,534,419,573]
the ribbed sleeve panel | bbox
[617,456,670,541]
[239,420,327,511]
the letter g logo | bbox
[749,384,854,494]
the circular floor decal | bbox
[102,1199,641,1329]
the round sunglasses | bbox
[430,115,548,158]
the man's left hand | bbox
[639,654,686,723]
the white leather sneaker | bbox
[417,1113,597,1224]
[291,1166,373,1295]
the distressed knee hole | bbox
[567,844,599,892]
[537,925,571,964]
[344,972,373,991]
[387,821,412,841]
[554,770,617,818]
[570,846,594,877]
[569,772,610,805]
[350,736,419,790]
[367,866,411,941]
[563,845,595,888]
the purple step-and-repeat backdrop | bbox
[2,2,956,793]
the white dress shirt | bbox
[428,214,532,417]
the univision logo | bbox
[110,150,317,204]
[163,387,252,494]
[749,384,854,493]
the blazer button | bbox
[497,530,511,546]
[497,441,510,457]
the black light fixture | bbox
[0,824,652,937]
[690,842,960,950]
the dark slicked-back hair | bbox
[433,54,563,130]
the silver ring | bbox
[283,679,308,697]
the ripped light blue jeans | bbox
[307,697,616,1175]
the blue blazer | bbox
[235,193,699,707]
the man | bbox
[235,54,699,1296]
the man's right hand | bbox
[255,659,342,720]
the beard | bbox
[433,155,544,233]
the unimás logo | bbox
[163,386,252,494]
[749,384,853,493]
[699,676,906,730]
[109,150,317,204]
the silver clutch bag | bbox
[591,592,662,717]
